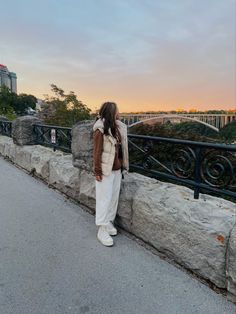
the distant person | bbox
[93,102,129,246]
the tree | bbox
[129,120,220,142]
[0,86,38,117]
[39,84,91,127]
[0,86,17,119]
[12,93,37,114]
[219,121,236,143]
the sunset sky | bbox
[0,0,235,112]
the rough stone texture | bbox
[14,146,33,171]
[227,223,236,302]
[78,169,96,210]
[0,136,62,178]
[31,148,64,180]
[71,120,94,172]
[0,134,236,302]
[116,173,157,230]
[1,138,16,160]
[48,154,80,200]
[131,183,236,288]
[64,168,157,226]
[12,116,42,145]
[0,135,12,155]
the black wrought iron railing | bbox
[0,121,12,137]
[1,121,235,200]
[33,124,72,153]
[128,134,236,200]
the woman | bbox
[93,102,129,246]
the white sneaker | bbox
[97,226,113,246]
[106,222,117,236]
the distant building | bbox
[0,64,17,93]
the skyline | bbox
[0,0,235,112]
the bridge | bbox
[0,116,236,312]
[120,113,236,131]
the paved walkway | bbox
[0,156,235,314]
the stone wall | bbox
[0,119,236,303]
[226,224,236,302]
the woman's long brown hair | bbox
[96,102,119,137]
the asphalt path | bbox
[0,156,235,314]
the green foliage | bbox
[219,121,236,143]
[171,121,219,140]
[0,86,16,115]
[129,121,220,142]
[0,85,37,116]
[4,111,17,121]
[40,84,91,127]
[12,93,37,114]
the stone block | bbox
[226,223,236,303]
[49,155,81,200]
[12,116,42,145]
[116,172,157,230]
[3,141,16,161]
[131,181,236,288]
[14,146,33,171]
[71,120,94,172]
[31,146,63,180]
[0,136,15,160]
[78,169,96,210]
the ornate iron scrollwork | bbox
[201,150,236,189]
[128,133,236,200]
[170,147,196,179]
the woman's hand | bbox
[95,175,103,182]
[122,169,129,176]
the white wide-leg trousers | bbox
[95,169,122,226]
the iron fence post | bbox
[193,147,202,199]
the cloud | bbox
[0,0,235,111]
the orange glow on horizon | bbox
[18,82,236,113]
